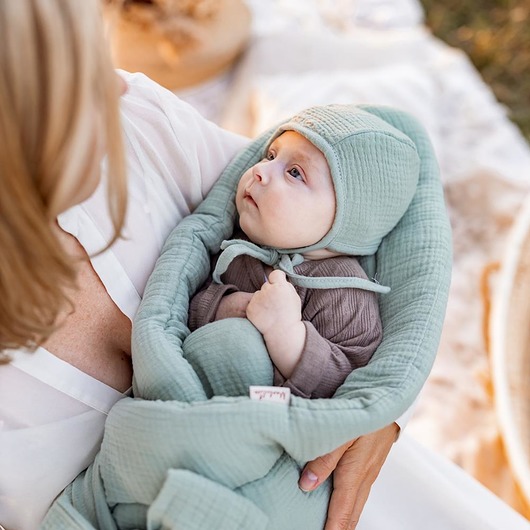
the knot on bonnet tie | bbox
[212,239,390,293]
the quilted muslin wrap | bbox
[41,106,452,530]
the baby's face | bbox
[236,131,336,249]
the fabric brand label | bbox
[249,386,291,404]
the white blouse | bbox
[1,70,528,530]
[0,71,247,530]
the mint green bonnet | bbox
[214,104,421,293]
[270,104,420,255]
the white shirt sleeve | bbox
[119,70,249,201]
[80,71,251,303]
[394,396,419,435]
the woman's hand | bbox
[299,423,399,530]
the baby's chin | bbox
[237,219,339,254]
[240,229,341,259]
[237,219,269,247]
[302,248,343,260]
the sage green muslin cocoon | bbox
[42,105,451,530]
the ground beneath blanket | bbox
[407,172,530,518]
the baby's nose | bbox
[253,162,269,184]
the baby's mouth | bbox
[244,190,258,208]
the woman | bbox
[1,2,529,530]
[0,1,395,529]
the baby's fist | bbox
[246,270,301,335]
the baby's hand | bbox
[246,270,302,336]
[247,270,305,378]
[215,291,253,320]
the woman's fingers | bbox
[323,443,372,530]
[298,440,354,491]
[299,423,399,530]
[324,424,399,530]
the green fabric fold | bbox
[42,106,451,530]
[213,238,390,293]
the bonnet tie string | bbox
[212,239,390,294]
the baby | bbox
[189,104,420,398]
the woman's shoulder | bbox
[118,69,192,121]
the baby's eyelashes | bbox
[288,167,303,180]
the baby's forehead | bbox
[270,130,324,161]
[270,129,304,145]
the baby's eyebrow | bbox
[290,150,321,176]
[274,138,311,164]
[273,134,323,175]
[291,149,311,165]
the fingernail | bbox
[299,470,319,492]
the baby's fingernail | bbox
[299,470,319,492]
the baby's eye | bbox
[266,151,275,161]
[288,167,303,180]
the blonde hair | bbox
[0,0,127,358]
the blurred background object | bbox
[103,0,251,90]
[420,0,530,141]
[490,192,530,516]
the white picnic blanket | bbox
[176,0,530,517]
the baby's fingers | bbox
[267,269,287,284]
